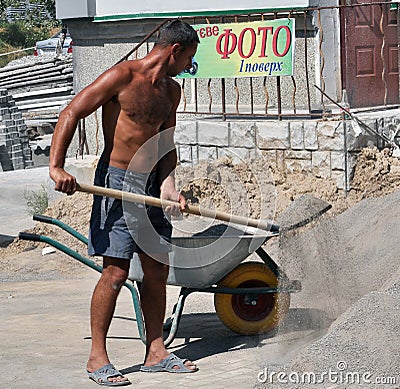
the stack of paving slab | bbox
[0,88,33,171]
[0,56,74,170]
[0,57,74,122]
[0,56,73,120]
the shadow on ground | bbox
[115,307,332,374]
[0,233,15,247]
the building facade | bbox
[55,0,400,191]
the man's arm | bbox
[157,81,185,214]
[49,64,131,194]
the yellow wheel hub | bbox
[214,262,290,335]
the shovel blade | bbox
[277,194,332,231]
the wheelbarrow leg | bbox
[18,232,147,344]
[132,280,178,336]
[123,282,146,344]
[130,282,192,346]
[163,287,193,347]
[256,247,283,278]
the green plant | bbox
[0,22,55,67]
[24,184,49,215]
[0,21,54,47]
[0,1,58,27]
[0,40,28,67]
[0,1,60,67]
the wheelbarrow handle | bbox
[19,232,42,242]
[76,182,279,232]
[33,214,54,224]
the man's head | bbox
[156,19,200,51]
[156,20,199,77]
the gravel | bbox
[257,189,400,388]
[4,53,72,69]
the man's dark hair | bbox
[156,19,199,50]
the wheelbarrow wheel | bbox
[214,262,290,335]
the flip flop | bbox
[87,363,131,386]
[140,353,198,373]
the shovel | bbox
[76,182,332,232]
[76,182,280,232]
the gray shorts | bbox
[88,161,172,259]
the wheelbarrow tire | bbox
[214,262,290,335]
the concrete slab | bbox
[0,166,52,241]
[0,155,97,242]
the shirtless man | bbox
[49,20,199,386]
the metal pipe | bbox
[303,10,312,113]
[343,119,349,195]
[250,77,254,115]
[177,1,396,21]
[221,78,226,120]
[115,19,170,65]
[277,76,282,120]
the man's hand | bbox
[50,167,77,195]
[160,186,186,217]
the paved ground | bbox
[0,247,330,389]
[0,157,97,246]
[0,166,51,245]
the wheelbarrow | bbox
[19,214,301,346]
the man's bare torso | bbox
[101,60,180,172]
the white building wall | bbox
[57,0,310,20]
[55,0,96,19]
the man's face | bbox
[168,42,198,77]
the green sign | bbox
[178,19,295,79]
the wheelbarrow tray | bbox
[129,230,276,288]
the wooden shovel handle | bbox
[76,182,278,232]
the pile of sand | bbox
[261,282,400,388]
[256,157,400,387]
[177,146,400,220]
[283,288,400,388]
[262,147,400,386]
[276,190,400,318]
[0,191,93,280]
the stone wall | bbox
[174,113,395,191]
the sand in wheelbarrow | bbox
[256,189,400,387]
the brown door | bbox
[340,0,399,108]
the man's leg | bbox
[86,256,130,384]
[139,253,197,370]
